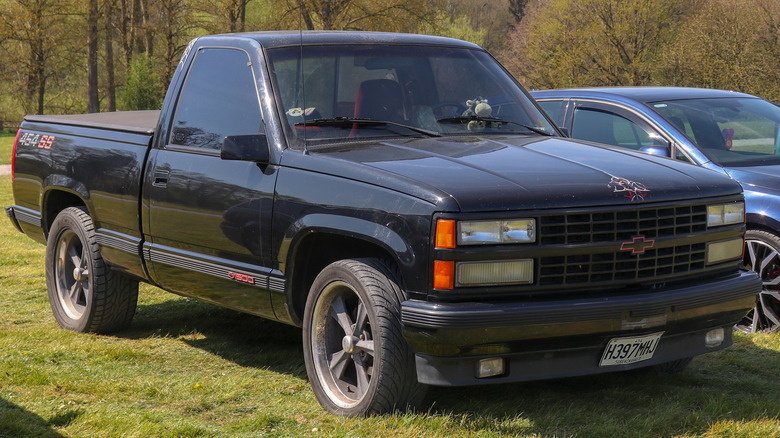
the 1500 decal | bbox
[228,272,255,285]
[18,132,56,150]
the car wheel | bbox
[302,258,425,416]
[738,229,780,333]
[45,207,138,333]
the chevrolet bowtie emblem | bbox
[620,236,655,255]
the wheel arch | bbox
[42,187,89,237]
[283,219,416,326]
[746,209,780,235]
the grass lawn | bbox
[1,175,779,437]
[0,132,15,166]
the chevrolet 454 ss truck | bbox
[6,32,761,416]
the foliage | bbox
[0,0,85,117]
[502,0,691,89]
[271,0,448,32]
[500,0,780,100]
[117,54,163,111]
[1,0,780,120]
[658,0,780,101]
[417,11,487,47]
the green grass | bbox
[0,132,15,166]
[1,175,780,437]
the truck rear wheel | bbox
[302,258,425,416]
[45,207,138,333]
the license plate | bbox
[599,332,664,366]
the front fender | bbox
[279,213,414,272]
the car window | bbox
[170,48,263,149]
[537,100,564,123]
[651,98,780,166]
[571,107,665,150]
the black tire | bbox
[45,207,138,333]
[302,258,425,416]
[738,229,780,333]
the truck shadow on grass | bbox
[121,297,308,379]
[0,398,70,438]
[120,298,780,436]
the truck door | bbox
[143,45,279,318]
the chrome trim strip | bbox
[144,245,286,292]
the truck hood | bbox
[306,136,742,212]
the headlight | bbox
[458,219,536,245]
[707,202,744,227]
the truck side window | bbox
[171,48,263,150]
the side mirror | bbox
[557,126,570,137]
[221,134,270,163]
[640,144,672,158]
[640,136,672,157]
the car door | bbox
[142,44,279,318]
[567,101,671,152]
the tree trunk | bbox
[120,0,133,68]
[133,0,144,56]
[105,0,117,112]
[88,0,100,113]
[36,51,46,115]
[299,0,315,30]
[141,0,153,56]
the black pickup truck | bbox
[6,31,761,416]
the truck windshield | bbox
[651,97,780,166]
[266,44,555,144]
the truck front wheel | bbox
[45,207,138,333]
[302,258,425,416]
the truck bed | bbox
[24,110,159,135]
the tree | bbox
[193,0,252,33]
[0,0,82,115]
[104,0,117,111]
[272,0,447,32]
[502,0,691,89]
[508,0,530,23]
[156,0,197,87]
[659,0,780,101]
[87,0,99,112]
[118,54,162,110]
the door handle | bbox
[152,170,170,188]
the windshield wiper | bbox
[296,117,442,138]
[437,115,554,136]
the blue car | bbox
[531,87,780,333]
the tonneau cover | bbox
[25,110,159,135]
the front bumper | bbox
[401,270,760,386]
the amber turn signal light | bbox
[435,219,456,249]
[433,260,455,290]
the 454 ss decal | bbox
[18,132,56,150]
